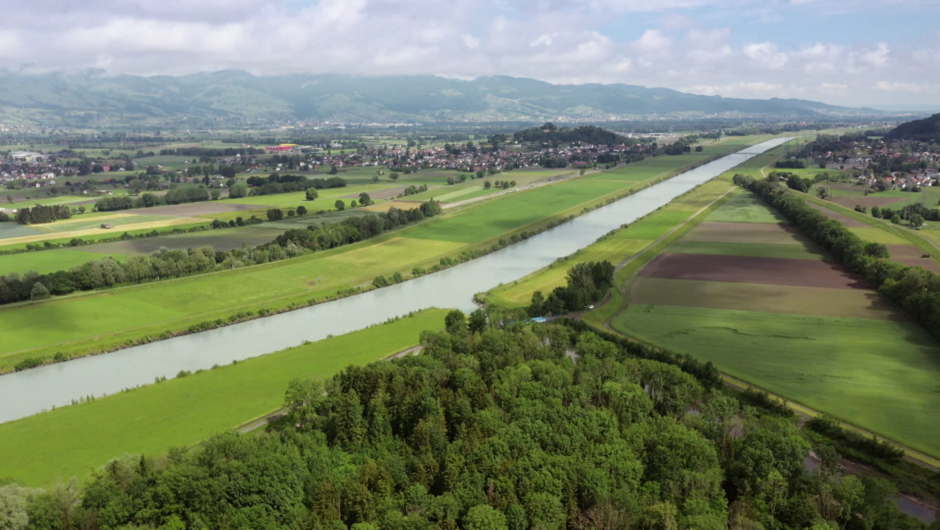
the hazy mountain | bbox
[0,70,885,128]
[885,113,940,141]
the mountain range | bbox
[0,70,887,128]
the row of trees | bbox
[3,318,924,529]
[94,187,210,212]
[741,175,940,342]
[11,204,73,225]
[529,261,615,316]
[0,201,443,307]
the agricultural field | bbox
[610,189,940,458]
[0,309,448,487]
[0,136,769,372]
[68,225,286,254]
[0,249,128,276]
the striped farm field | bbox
[638,253,868,289]
[668,240,823,260]
[683,221,811,245]
[629,277,896,320]
[611,188,940,458]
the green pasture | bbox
[405,180,625,243]
[848,227,910,245]
[668,240,823,260]
[0,250,128,276]
[133,155,196,169]
[590,154,709,183]
[618,210,691,240]
[705,193,786,224]
[2,196,92,210]
[0,309,448,487]
[0,237,461,367]
[611,305,940,458]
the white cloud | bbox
[743,42,788,68]
[0,0,935,107]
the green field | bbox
[405,180,626,243]
[0,249,128,275]
[611,305,940,457]
[0,135,770,371]
[0,223,43,240]
[34,214,177,233]
[704,193,787,223]
[0,309,447,487]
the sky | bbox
[0,0,938,109]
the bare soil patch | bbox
[639,253,869,289]
[831,195,906,210]
[630,277,899,321]
[886,244,940,274]
[807,202,868,227]
[124,202,271,217]
[685,222,811,245]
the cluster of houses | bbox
[0,152,76,189]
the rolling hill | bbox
[0,70,884,127]
[885,112,940,141]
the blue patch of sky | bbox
[597,8,938,48]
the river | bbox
[0,138,791,424]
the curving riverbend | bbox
[0,138,791,424]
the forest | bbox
[0,317,928,529]
[0,201,443,309]
[513,124,628,146]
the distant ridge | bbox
[0,70,886,127]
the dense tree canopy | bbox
[6,319,925,529]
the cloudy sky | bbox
[1,0,938,108]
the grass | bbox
[848,227,911,245]
[668,240,823,260]
[82,226,286,254]
[0,250,128,275]
[610,305,940,458]
[704,193,787,224]
[0,309,448,487]
[0,222,210,252]
[0,223,44,240]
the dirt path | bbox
[233,345,423,434]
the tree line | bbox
[0,201,443,308]
[95,187,210,212]
[244,174,347,196]
[11,204,73,225]
[1,317,925,529]
[739,174,940,343]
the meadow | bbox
[0,309,448,487]
[612,304,940,457]
[0,249,128,276]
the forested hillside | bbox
[885,113,940,141]
[0,71,881,127]
[2,317,925,529]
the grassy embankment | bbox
[0,309,449,488]
[0,139,763,373]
